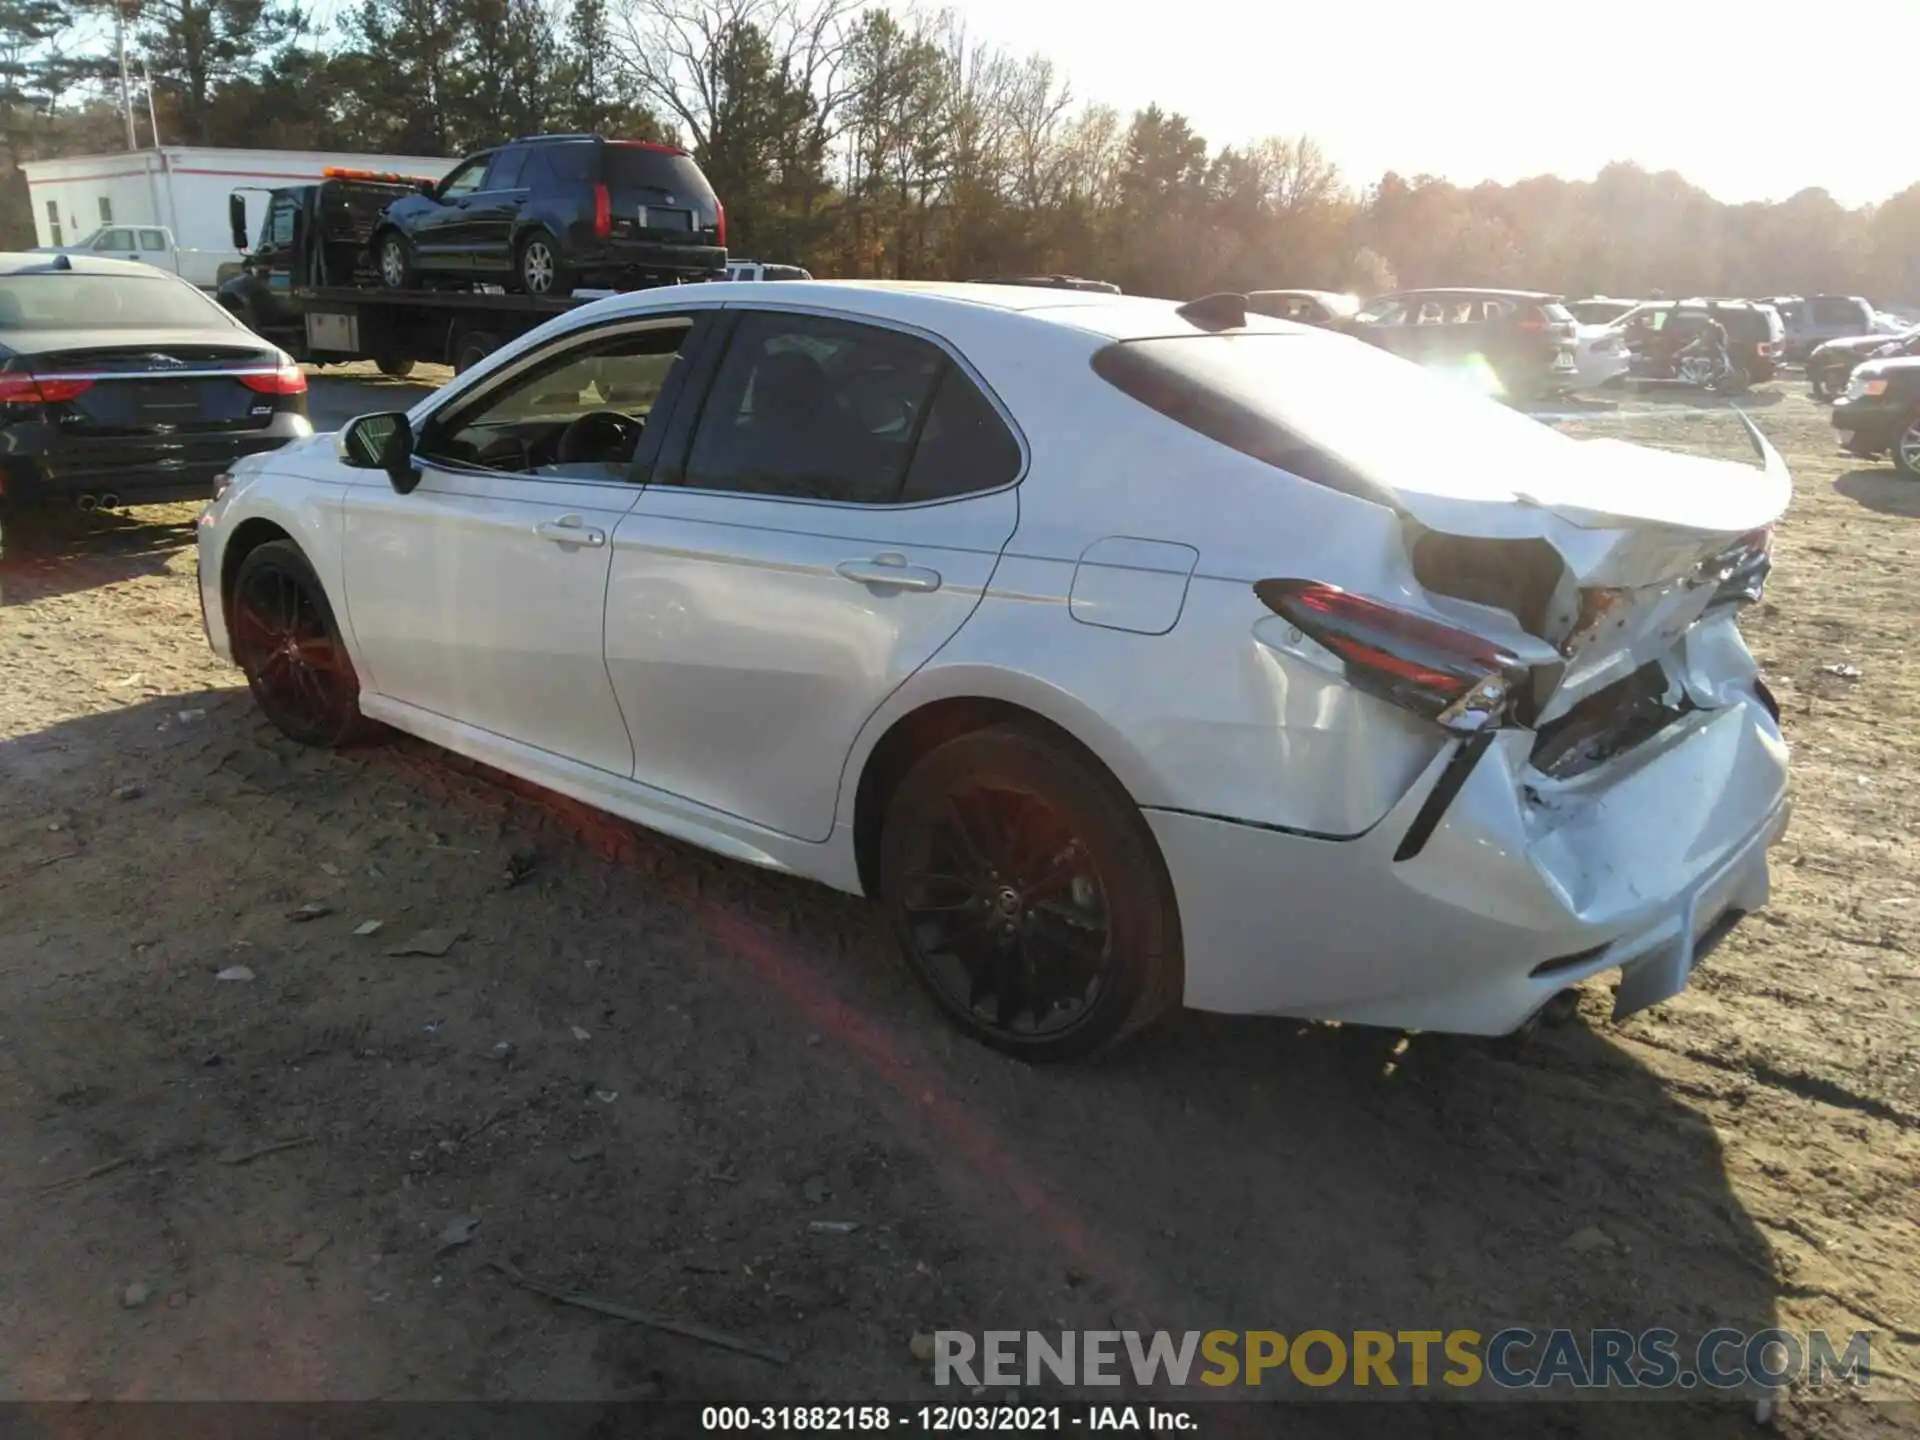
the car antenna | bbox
[1176,292,1247,331]
[50,253,72,270]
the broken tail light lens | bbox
[1694,525,1773,608]
[237,364,307,395]
[0,371,94,404]
[1255,579,1526,734]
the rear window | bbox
[0,273,235,330]
[601,144,714,198]
[1091,332,1569,504]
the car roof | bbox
[592,279,1312,342]
[0,252,175,277]
[1377,287,1562,301]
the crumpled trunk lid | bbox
[1397,414,1790,725]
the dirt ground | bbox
[2,366,1916,1435]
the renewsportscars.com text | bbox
[933,1328,1873,1391]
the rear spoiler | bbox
[1734,408,1792,486]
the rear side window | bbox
[485,148,527,189]
[1811,296,1867,325]
[1540,302,1573,323]
[601,145,715,200]
[683,312,1014,505]
[900,366,1022,502]
[139,229,167,249]
[540,144,595,186]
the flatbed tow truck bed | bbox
[217,174,705,377]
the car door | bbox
[89,227,136,260]
[604,307,1023,841]
[339,311,709,775]
[464,146,530,275]
[414,154,492,266]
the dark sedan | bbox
[0,253,309,515]
[1807,326,1920,401]
[1830,355,1920,478]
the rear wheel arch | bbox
[851,695,1153,898]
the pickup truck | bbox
[721,260,812,281]
[34,224,231,289]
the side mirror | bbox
[339,411,421,494]
[229,193,249,252]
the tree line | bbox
[3,0,1917,303]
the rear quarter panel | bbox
[837,316,1447,839]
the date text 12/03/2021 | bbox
[701,1405,1194,1431]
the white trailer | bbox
[21,146,457,288]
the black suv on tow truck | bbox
[1830,355,1920,478]
[372,133,726,296]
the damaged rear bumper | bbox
[1146,687,1790,1036]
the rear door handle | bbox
[836,553,941,592]
[535,515,606,547]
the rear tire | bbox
[878,723,1182,1062]
[231,540,374,748]
[375,354,416,380]
[515,230,570,297]
[377,231,415,291]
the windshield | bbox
[0,273,234,330]
[1091,331,1570,497]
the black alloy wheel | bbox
[231,540,369,748]
[879,724,1180,1061]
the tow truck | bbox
[215,169,698,378]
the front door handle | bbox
[534,515,606,547]
[836,553,941,593]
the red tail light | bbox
[715,199,727,247]
[237,364,307,395]
[1517,317,1546,331]
[593,182,611,239]
[0,371,94,404]
[1255,580,1526,733]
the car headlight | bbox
[1862,378,1890,397]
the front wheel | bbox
[1894,411,1920,480]
[231,540,373,748]
[377,232,415,291]
[878,724,1182,1062]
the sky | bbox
[280,0,1917,207]
[939,0,1914,207]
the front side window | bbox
[682,312,947,503]
[421,321,694,481]
[93,228,134,251]
[1355,298,1407,325]
[139,229,167,249]
[440,157,490,200]
[268,202,296,247]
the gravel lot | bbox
[1,367,1915,1435]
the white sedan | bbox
[197,282,1792,1061]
